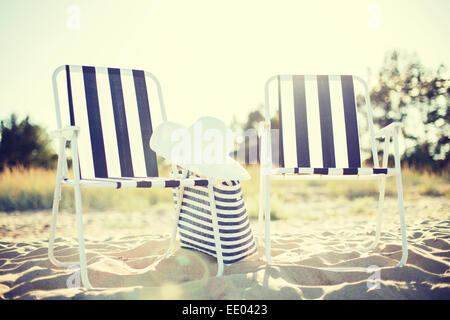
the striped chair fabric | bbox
[63,65,209,188]
[276,75,389,175]
[173,171,257,265]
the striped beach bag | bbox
[173,170,257,265]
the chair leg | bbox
[49,181,76,267]
[258,170,265,247]
[73,184,92,289]
[166,186,184,257]
[49,180,77,268]
[208,185,224,277]
[395,173,408,267]
[392,133,408,267]
[145,186,185,272]
[264,174,273,264]
[361,176,385,252]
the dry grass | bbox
[240,165,450,219]
[0,165,448,218]
[0,166,173,212]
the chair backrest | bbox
[265,75,375,168]
[52,65,167,179]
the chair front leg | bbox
[167,186,184,255]
[360,177,386,253]
[393,132,408,267]
[208,184,224,277]
[264,174,273,264]
[362,137,390,252]
[71,134,92,289]
[258,166,266,247]
[73,183,92,289]
[259,124,273,264]
[49,138,74,267]
[49,177,70,267]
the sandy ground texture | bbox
[0,196,449,300]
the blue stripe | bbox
[341,75,361,167]
[184,186,209,197]
[181,243,215,255]
[214,195,242,203]
[218,215,248,227]
[343,168,358,175]
[183,193,210,206]
[180,207,247,227]
[221,235,254,250]
[182,191,243,208]
[178,224,214,239]
[215,201,245,211]
[108,68,134,177]
[222,241,257,257]
[217,208,247,219]
[65,66,81,178]
[181,199,246,214]
[179,216,213,232]
[65,66,75,126]
[219,220,251,234]
[179,216,251,235]
[213,186,242,195]
[180,208,212,224]
[136,181,152,188]
[82,66,108,178]
[278,75,285,167]
[222,245,258,264]
[293,75,311,167]
[133,69,159,177]
[317,75,336,168]
[184,177,242,195]
[180,231,216,249]
[184,187,242,203]
[181,201,211,215]
[220,229,252,242]
[314,168,328,174]
[194,180,209,186]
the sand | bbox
[0,197,449,300]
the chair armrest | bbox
[375,122,402,139]
[50,126,80,141]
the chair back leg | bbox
[360,177,386,253]
[393,134,408,267]
[166,186,184,256]
[258,169,266,247]
[263,175,273,264]
[49,180,76,267]
[208,185,224,277]
[375,177,386,245]
[395,174,408,267]
[74,183,92,289]
[49,144,74,268]
[49,179,62,265]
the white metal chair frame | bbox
[258,75,408,269]
[49,65,223,290]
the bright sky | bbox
[1,0,449,131]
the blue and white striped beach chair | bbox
[50,65,221,289]
[259,75,408,268]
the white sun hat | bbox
[150,116,250,180]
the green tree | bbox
[370,50,449,171]
[0,114,57,171]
